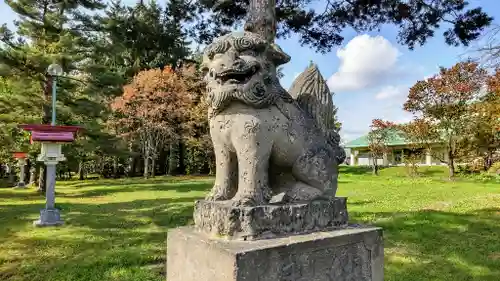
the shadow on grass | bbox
[339,165,373,175]
[3,204,500,281]
[65,175,213,189]
[347,200,375,206]
[59,196,202,230]
[350,208,500,281]
[2,177,500,281]
[418,167,449,177]
[0,195,203,281]
[60,180,213,198]
[0,190,44,200]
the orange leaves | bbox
[398,118,438,145]
[487,68,500,97]
[111,67,194,137]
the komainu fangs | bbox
[201,31,345,207]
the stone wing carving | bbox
[288,63,340,145]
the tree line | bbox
[0,0,495,190]
[368,62,500,178]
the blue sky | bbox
[1,0,499,142]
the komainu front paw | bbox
[205,185,230,201]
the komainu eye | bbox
[240,50,256,57]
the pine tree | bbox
[191,0,492,53]
[78,0,194,178]
[0,0,105,191]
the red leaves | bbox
[368,119,396,157]
[404,61,487,116]
[371,119,396,130]
[402,62,499,174]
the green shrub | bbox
[457,164,472,175]
[488,161,500,175]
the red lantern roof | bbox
[13,152,28,159]
[19,124,83,143]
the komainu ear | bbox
[268,43,291,66]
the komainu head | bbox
[201,32,290,113]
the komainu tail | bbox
[289,62,346,163]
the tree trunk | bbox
[29,166,37,186]
[168,142,179,176]
[144,155,150,178]
[245,0,277,43]
[113,157,118,178]
[25,159,31,184]
[178,141,185,175]
[151,157,156,177]
[78,160,85,180]
[8,168,15,186]
[448,152,455,178]
[484,151,493,171]
[372,161,379,176]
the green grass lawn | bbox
[1,167,499,281]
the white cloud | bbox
[375,85,408,100]
[341,129,366,143]
[327,34,401,92]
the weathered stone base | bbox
[167,226,384,281]
[193,197,348,240]
[33,208,63,227]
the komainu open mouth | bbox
[215,65,259,85]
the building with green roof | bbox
[344,129,447,166]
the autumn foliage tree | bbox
[404,61,488,177]
[368,119,396,175]
[111,67,190,178]
[470,68,500,169]
[178,63,214,175]
[398,120,438,176]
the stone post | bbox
[45,162,56,209]
[33,143,65,227]
[350,150,356,166]
[15,158,27,188]
[425,150,432,166]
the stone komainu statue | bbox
[201,31,346,207]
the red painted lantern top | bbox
[19,124,82,143]
[13,152,28,159]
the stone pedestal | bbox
[33,208,63,227]
[194,198,348,240]
[167,226,383,281]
